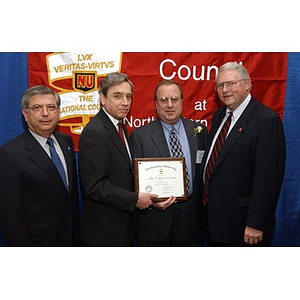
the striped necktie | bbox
[169,127,190,194]
[202,112,232,205]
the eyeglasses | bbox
[26,104,59,113]
[215,79,245,91]
[156,96,181,104]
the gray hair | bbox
[21,85,61,109]
[98,72,133,97]
[216,62,250,83]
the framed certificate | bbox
[134,157,188,202]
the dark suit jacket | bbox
[201,97,286,244]
[78,109,138,246]
[0,129,79,246]
[130,117,207,242]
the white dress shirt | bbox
[102,108,132,161]
[29,129,69,185]
[203,93,252,182]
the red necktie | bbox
[202,112,233,205]
[118,122,125,144]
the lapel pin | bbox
[68,147,71,150]
[238,127,243,132]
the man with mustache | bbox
[130,80,207,246]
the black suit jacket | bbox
[0,129,79,246]
[78,109,138,246]
[201,97,286,244]
[130,118,207,242]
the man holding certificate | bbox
[130,80,207,246]
[79,72,156,246]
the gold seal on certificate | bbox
[134,157,188,202]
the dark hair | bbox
[98,72,133,97]
[154,80,183,100]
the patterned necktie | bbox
[169,127,190,194]
[118,122,125,144]
[202,112,232,205]
[47,138,68,189]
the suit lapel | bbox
[212,98,255,173]
[213,117,247,171]
[149,119,170,157]
[54,133,73,193]
[201,108,226,175]
[99,110,133,170]
[210,108,227,146]
[24,130,67,192]
[182,118,198,179]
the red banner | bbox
[28,52,287,151]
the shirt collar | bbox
[227,93,252,120]
[29,128,58,148]
[102,108,120,127]
[160,118,183,134]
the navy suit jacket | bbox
[201,97,286,244]
[78,109,138,246]
[130,117,207,242]
[0,129,79,246]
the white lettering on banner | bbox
[190,118,208,127]
[124,115,207,128]
[194,99,207,111]
[59,91,100,119]
[47,52,122,81]
[124,99,208,130]
[44,52,123,136]
[124,116,156,128]
[159,58,243,81]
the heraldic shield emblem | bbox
[73,71,96,93]
[28,52,123,150]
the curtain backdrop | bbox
[0,52,299,246]
[272,52,300,246]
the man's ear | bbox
[245,79,252,91]
[99,93,106,106]
[22,109,28,122]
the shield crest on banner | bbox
[73,71,96,93]
[40,52,123,150]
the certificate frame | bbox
[134,157,188,202]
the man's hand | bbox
[152,196,177,211]
[244,226,263,245]
[136,193,157,209]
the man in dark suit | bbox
[130,80,207,246]
[202,62,286,246]
[78,72,156,246]
[0,85,79,246]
